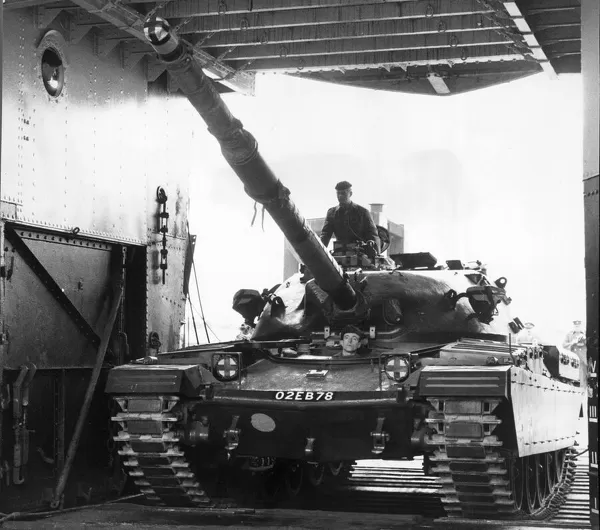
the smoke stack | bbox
[369,203,386,228]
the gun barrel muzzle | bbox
[144,16,180,57]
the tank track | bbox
[111,395,212,507]
[426,398,577,519]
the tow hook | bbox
[224,415,240,451]
[370,415,389,455]
[411,425,434,451]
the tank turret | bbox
[142,17,513,341]
[143,18,356,311]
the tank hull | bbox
[106,339,583,517]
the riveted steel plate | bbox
[2,227,118,369]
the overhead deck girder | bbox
[4,0,581,95]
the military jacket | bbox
[320,202,378,247]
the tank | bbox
[105,17,584,519]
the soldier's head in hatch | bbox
[341,324,362,356]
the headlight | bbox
[212,353,241,381]
[383,355,410,382]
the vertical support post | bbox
[582,1,599,529]
[0,0,5,479]
[51,281,124,508]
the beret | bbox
[341,324,363,338]
[335,181,352,191]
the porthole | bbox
[41,47,65,97]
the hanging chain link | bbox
[474,0,534,58]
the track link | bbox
[111,395,212,507]
[426,398,577,519]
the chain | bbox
[474,0,534,58]
[174,17,193,33]
[146,0,170,20]
[156,187,169,284]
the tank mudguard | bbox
[105,364,214,396]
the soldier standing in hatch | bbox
[320,181,380,253]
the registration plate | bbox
[274,391,335,401]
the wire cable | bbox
[0,494,143,525]
[192,261,210,343]
[185,220,210,343]
[187,293,200,345]
[187,299,220,343]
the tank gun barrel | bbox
[143,18,356,310]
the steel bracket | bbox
[224,415,240,451]
[146,56,167,83]
[95,29,128,58]
[34,6,65,29]
[370,415,390,455]
[68,18,93,45]
[305,437,315,458]
[167,73,181,95]
[121,41,151,70]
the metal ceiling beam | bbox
[137,0,460,16]
[221,30,511,61]
[73,9,112,27]
[4,0,66,9]
[68,0,254,94]
[542,37,581,46]
[194,15,498,47]
[300,58,539,78]
[502,1,558,78]
[542,39,581,53]
[525,5,581,16]
[236,43,526,72]
[307,69,538,85]
[519,0,580,10]
[533,22,580,31]
[521,9,580,26]
[296,62,540,87]
[532,24,581,42]
[167,1,496,31]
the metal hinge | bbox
[224,415,240,451]
[370,415,390,455]
[305,437,316,458]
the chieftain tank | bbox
[105,17,584,519]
